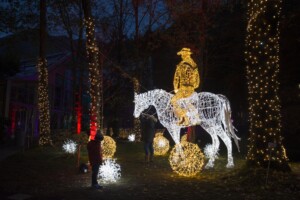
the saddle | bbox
[177,92,200,126]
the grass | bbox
[0,141,299,200]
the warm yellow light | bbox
[153,132,170,156]
[36,59,52,146]
[169,142,204,177]
[180,134,187,143]
[171,47,200,126]
[101,136,116,159]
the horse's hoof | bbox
[226,163,234,168]
[205,164,214,169]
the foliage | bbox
[51,130,88,148]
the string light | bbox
[245,0,288,166]
[133,89,240,168]
[101,136,116,159]
[153,132,170,155]
[171,48,200,126]
[128,134,135,142]
[36,58,52,145]
[84,17,102,140]
[204,144,219,160]
[62,139,77,154]
[98,158,121,182]
[169,142,204,177]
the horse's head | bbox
[133,92,150,118]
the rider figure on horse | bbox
[171,47,200,126]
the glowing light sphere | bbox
[204,144,218,160]
[101,136,116,159]
[62,139,77,154]
[98,158,121,182]
[128,134,135,142]
[169,142,204,177]
[153,132,170,155]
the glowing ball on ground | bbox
[98,158,121,182]
[204,144,218,159]
[169,142,204,177]
[101,136,116,159]
[62,139,77,154]
[128,134,135,142]
[153,132,170,155]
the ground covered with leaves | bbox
[0,141,299,200]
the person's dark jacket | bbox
[87,134,103,165]
[141,115,157,143]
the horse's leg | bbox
[204,127,220,169]
[217,127,234,168]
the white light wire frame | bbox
[134,89,240,168]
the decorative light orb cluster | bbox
[169,142,204,177]
[62,139,77,154]
[134,89,239,169]
[101,136,116,159]
[36,59,52,145]
[128,134,135,142]
[98,158,121,182]
[245,0,288,165]
[153,132,170,155]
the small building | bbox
[2,52,75,146]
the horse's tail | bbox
[219,95,241,152]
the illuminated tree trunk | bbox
[37,0,52,145]
[245,0,289,170]
[82,0,102,140]
[133,78,141,141]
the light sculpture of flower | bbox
[62,139,77,154]
[169,142,204,177]
[98,158,121,182]
[153,132,169,155]
[101,136,116,159]
[128,134,135,142]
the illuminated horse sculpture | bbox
[133,89,240,168]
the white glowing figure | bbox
[62,139,77,154]
[133,89,240,168]
[98,159,121,182]
[128,134,135,142]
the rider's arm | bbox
[173,65,180,92]
[193,68,200,89]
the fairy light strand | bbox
[245,0,288,166]
[84,17,102,139]
[37,58,52,145]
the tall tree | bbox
[48,0,85,133]
[37,0,52,145]
[245,0,289,170]
[81,0,102,139]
